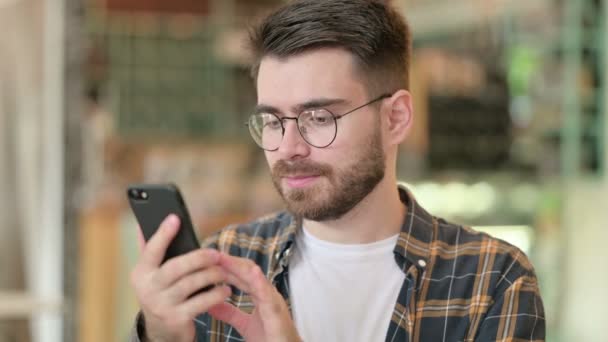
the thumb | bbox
[208,302,251,333]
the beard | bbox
[270,124,385,221]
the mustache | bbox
[272,159,332,178]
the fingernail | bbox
[165,214,180,228]
[207,249,220,262]
[202,249,219,263]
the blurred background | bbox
[0,0,606,341]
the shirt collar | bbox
[272,213,299,265]
[393,184,434,268]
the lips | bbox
[283,173,318,178]
[283,174,320,188]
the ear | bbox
[384,89,413,145]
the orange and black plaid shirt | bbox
[134,186,545,341]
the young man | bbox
[130,1,545,341]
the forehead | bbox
[256,48,368,107]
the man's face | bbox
[256,49,386,221]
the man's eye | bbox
[264,118,282,129]
[310,111,333,125]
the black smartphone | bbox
[127,183,214,295]
[127,183,200,262]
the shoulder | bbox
[431,218,538,296]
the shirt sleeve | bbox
[475,275,546,341]
[129,311,209,342]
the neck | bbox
[302,177,406,244]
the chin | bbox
[283,186,319,203]
[299,206,350,222]
[284,196,355,222]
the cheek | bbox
[316,149,351,171]
[336,113,379,144]
[330,125,375,152]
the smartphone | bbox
[127,183,214,294]
[127,183,201,262]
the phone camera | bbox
[130,189,139,199]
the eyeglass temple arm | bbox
[334,93,392,120]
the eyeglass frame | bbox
[246,92,393,151]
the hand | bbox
[208,253,302,342]
[130,214,232,342]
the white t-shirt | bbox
[289,228,405,342]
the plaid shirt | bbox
[133,186,545,341]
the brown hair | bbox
[249,0,412,94]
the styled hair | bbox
[249,0,412,94]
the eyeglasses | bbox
[247,93,391,151]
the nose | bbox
[277,119,310,160]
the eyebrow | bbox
[254,98,348,116]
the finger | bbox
[208,302,251,333]
[218,253,270,300]
[136,224,145,253]
[166,266,226,301]
[218,255,289,332]
[224,272,252,294]
[158,249,220,287]
[221,267,288,334]
[179,285,232,318]
[141,214,181,268]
